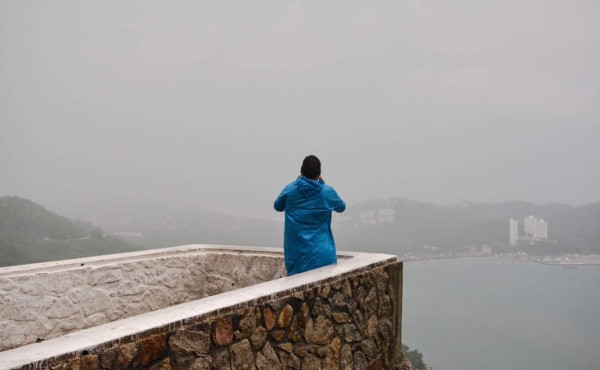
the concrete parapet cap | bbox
[0,244,399,369]
[0,244,285,277]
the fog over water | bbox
[404,258,600,370]
[1,1,599,221]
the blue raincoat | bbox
[274,176,346,275]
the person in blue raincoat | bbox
[274,155,346,275]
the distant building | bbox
[521,215,549,241]
[534,219,548,239]
[524,215,537,236]
[359,210,377,227]
[510,219,519,246]
[378,209,395,224]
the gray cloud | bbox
[1,0,599,219]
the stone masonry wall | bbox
[24,260,404,370]
[0,253,285,351]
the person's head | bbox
[301,155,321,180]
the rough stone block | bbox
[331,280,343,290]
[343,324,363,342]
[169,330,210,357]
[79,354,100,370]
[149,357,171,370]
[138,334,168,367]
[123,302,149,317]
[332,312,351,324]
[169,291,188,305]
[3,296,39,322]
[277,304,294,329]
[354,286,367,308]
[190,357,211,370]
[304,316,334,345]
[230,339,256,370]
[342,280,353,298]
[329,292,346,308]
[160,269,182,288]
[116,282,147,297]
[48,297,80,319]
[212,348,231,370]
[31,316,54,337]
[47,273,76,294]
[323,351,340,370]
[360,339,378,360]
[143,287,170,311]
[378,319,393,341]
[354,351,368,370]
[99,346,119,368]
[206,275,235,296]
[318,284,331,298]
[87,269,121,286]
[331,337,341,359]
[66,287,86,304]
[58,314,85,332]
[268,298,286,313]
[366,315,379,339]
[270,330,285,342]
[116,342,138,369]
[250,325,267,350]
[277,342,293,353]
[80,289,112,317]
[340,344,353,370]
[184,275,206,293]
[302,354,321,369]
[256,342,282,370]
[239,309,257,338]
[212,317,233,347]
[262,307,276,331]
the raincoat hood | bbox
[297,176,324,197]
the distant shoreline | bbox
[515,254,600,266]
[403,253,600,266]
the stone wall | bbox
[0,247,285,351]
[18,259,404,370]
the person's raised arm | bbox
[274,190,287,212]
[327,188,346,213]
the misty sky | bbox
[1,1,599,219]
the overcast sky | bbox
[1,0,599,219]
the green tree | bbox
[402,344,430,370]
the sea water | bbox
[402,257,600,370]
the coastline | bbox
[402,252,600,266]
[515,254,600,266]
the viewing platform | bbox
[0,245,405,369]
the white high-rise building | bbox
[509,219,519,246]
[534,219,548,239]
[524,215,537,236]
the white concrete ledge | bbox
[0,244,287,277]
[0,244,398,370]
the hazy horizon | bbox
[2,1,599,220]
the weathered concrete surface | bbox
[0,245,285,351]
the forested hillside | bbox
[335,198,600,255]
[0,197,140,267]
[79,197,600,257]
[3,195,598,267]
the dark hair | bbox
[301,155,321,179]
